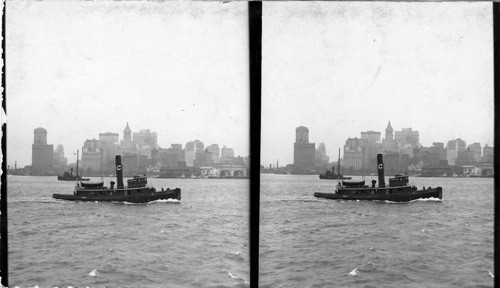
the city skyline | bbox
[7,1,249,168]
[261,2,493,166]
[13,123,248,168]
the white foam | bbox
[489,270,494,278]
[153,199,180,203]
[411,197,442,202]
[228,271,239,279]
[89,269,97,276]
[349,268,359,276]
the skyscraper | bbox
[293,126,315,174]
[32,127,54,175]
[467,143,482,162]
[361,130,381,171]
[82,139,104,174]
[185,140,204,167]
[99,132,119,172]
[221,146,235,164]
[206,144,221,164]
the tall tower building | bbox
[467,143,482,162]
[206,144,221,164]
[82,139,104,173]
[385,121,393,142]
[361,130,381,171]
[99,132,119,172]
[185,140,205,167]
[32,127,54,175]
[446,139,458,166]
[123,122,132,143]
[293,126,315,174]
[295,126,309,143]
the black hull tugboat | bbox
[314,154,442,202]
[53,155,181,203]
[57,169,90,181]
[319,166,352,180]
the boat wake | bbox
[410,197,442,202]
[150,199,181,203]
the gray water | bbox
[8,175,249,288]
[259,174,494,288]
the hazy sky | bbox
[7,1,249,167]
[262,2,493,166]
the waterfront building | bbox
[422,142,447,166]
[99,132,119,172]
[395,128,420,148]
[122,152,139,176]
[194,149,214,168]
[343,137,365,171]
[185,140,204,167]
[82,139,104,174]
[456,138,467,151]
[315,143,330,172]
[446,140,458,166]
[221,146,235,164]
[467,142,482,162]
[159,144,184,167]
[360,130,381,172]
[32,127,54,175]
[293,126,315,174]
[133,129,158,149]
[482,145,493,163]
[383,152,400,175]
[53,144,68,174]
[206,144,221,164]
[456,148,476,166]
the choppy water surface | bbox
[8,176,249,288]
[259,174,493,288]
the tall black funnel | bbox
[377,154,385,188]
[115,155,124,189]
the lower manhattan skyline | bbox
[6,1,249,168]
[261,2,493,166]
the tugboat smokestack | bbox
[377,154,385,188]
[116,155,124,189]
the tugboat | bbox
[53,155,181,203]
[57,150,90,181]
[319,166,352,180]
[57,168,90,181]
[314,154,442,202]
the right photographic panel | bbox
[260,2,493,287]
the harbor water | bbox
[259,174,494,288]
[8,176,249,288]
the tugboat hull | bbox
[314,187,442,202]
[53,189,181,203]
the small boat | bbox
[319,166,351,180]
[53,155,181,203]
[57,169,90,181]
[314,153,442,202]
[57,150,90,181]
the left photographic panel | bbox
[6,2,250,287]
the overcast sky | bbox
[7,1,249,168]
[262,2,493,166]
